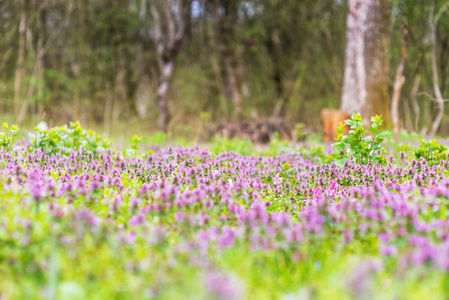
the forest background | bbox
[0,0,448,141]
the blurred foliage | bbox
[0,0,448,137]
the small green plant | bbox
[414,139,448,166]
[126,135,142,157]
[332,113,390,167]
[130,135,142,151]
[0,123,21,150]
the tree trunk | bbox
[157,60,174,132]
[411,75,421,132]
[103,82,112,137]
[14,0,26,116]
[215,0,244,121]
[266,29,286,118]
[36,0,45,120]
[73,0,86,123]
[112,54,127,125]
[135,0,151,119]
[341,0,390,125]
[391,26,409,141]
[222,54,243,120]
[428,0,449,138]
[150,0,191,132]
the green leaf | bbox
[345,120,355,126]
[367,126,379,134]
[332,142,345,153]
[376,131,390,139]
[362,136,372,143]
[335,159,345,168]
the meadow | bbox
[1,118,449,300]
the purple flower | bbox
[205,271,245,300]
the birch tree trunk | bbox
[391,26,409,141]
[135,0,152,119]
[341,0,390,124]
[157,60,174,132]
[150,0,191,132]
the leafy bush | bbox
[332,113,390,167]
[28,121,111,155]
[414,139,448,166]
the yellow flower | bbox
[2,123,8,129]
[131,135,142,143]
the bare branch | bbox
[418,92,449,102]
[434,0,449,25]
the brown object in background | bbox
[321,108,348,142]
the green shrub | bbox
[332,113,390,167]
[414,139,448,166]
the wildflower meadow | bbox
[1,117,449,299]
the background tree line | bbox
[0,0,449,138]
